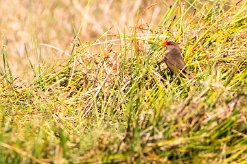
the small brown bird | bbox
[159,41,193,78]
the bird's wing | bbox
[164,51,187,73]
[175,56,187,71]
[163,54,179,73]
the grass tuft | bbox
[0,0,247,163]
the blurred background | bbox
[0,0,237,82]
[0,0,171,82]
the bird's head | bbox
[162,41,180,51]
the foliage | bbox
[0,0,247,163]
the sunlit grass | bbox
[0,0,247,163]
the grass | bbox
[0,0,247,163]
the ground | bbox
[0,0,246,163]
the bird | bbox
[158,41,193,79]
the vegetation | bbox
[0,0,246,163]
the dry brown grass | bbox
[0,0,246,163]
[0,0,170,82]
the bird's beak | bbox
[162,41,168,47]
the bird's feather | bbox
[164,49,187,74]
